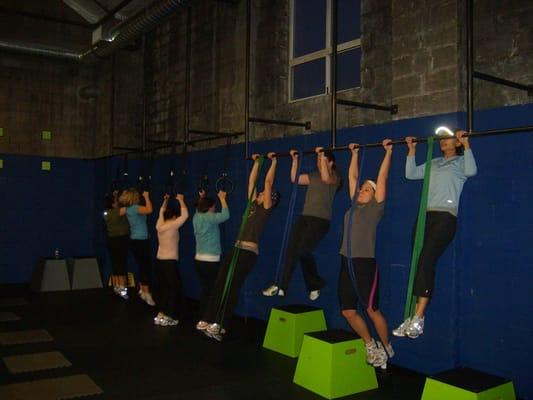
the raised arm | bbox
[263,152,277,210]
[137,191,153,215]
[248,154,261,201]
[290,150,310,185]
[375,139,393,203]
[405,136,425,180]
[174,194,189,227]
[347,143,359,199]
[208,191,230,224]
[316,147,338,185]
[156,195,169,230]
[456,130,477,177]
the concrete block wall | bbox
[473,0,533,111]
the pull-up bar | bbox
[337,99,398,115]
[473,71,533,96]
[249,117,311,131]
[250,125,533,158]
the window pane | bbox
[338,0,360,43]
[293,0,326,58]
[292,58,326,100]
[337,48,361,90]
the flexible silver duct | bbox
[0,0,187,62]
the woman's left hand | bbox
[382,139,393,153]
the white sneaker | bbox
[406,315,424,339]
[205,323,224,342]
[116,286,128,300]
[278,289,285,297]
[262,285,280,296]
[196,321,209,331]
[392,318,411,337]
[309,290,320,301]
[155,315,178,326]
[364,339,378,365]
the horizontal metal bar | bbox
[188,132,243,146]
[473,71,533,95]
[189,129,244,137]
[113,146,142,151]
[249,117,311,130]
[146,139,184,145]
[251,125,533,158]
[337,98,398,114]
[469,125,533,137]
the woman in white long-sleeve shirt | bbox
[393,130,477,339]
[154,193,189,327]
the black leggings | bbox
[130,239,152,286]
[195,260,220,319]
[413,211,457,298]
[156,259,181,317]
[279,215,330,292]
[107,235,129,276]
[338,257,379,311]
[203,248,257,329]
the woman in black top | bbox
[203,153,279,341]
[263,147,340,300]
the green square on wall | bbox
[0,159,3,168]
[41,161,51,171]
[0,127,4,137]
[42,130,52,140]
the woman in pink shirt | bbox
[154,193,189,326]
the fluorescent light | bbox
[435,126,455,137]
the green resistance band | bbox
[215,156,265,325]
[403,136,434,320]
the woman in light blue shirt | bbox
[393,130,477,339]
[119,189,155,306]
[193,190,230,331]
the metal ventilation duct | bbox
[114,0,159,21]
[63,0,106,24]
[0,0,187,62]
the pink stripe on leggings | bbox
[367,266,379,312]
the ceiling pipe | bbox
[0,0,188,62]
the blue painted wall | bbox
[1,103,531,398]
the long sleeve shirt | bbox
[192,207,230,261]
[156,205,189,260]
[405,149,477,216]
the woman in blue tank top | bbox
[119,189,155,306]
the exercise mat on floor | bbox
[0,374,103,400]
[3,351,71,374]
[0,329,53,345]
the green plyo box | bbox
[293,330,378,399]
[0,127,4,136]
[42,130,52,140]
[41,161,51,171]
[262,304,326,358]
[421,368,515,400]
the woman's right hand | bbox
[289,149,299,159]
[267,152,277,160]
[217,190,227,201]
[142,191,150,198]
[405,136,417,152]
[251,154,260,161]
[163,194,170,201]
[348,143,359,153]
